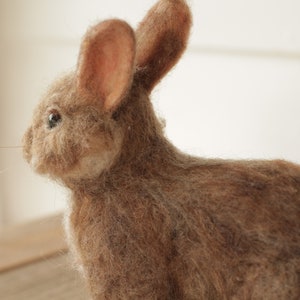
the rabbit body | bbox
[23,0,300,299]
[66,84,300,300]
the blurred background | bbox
[0,0,299,227]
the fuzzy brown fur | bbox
[23,0,300,299]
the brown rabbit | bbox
[23,0,300,299]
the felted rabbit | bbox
[23,0,300,299]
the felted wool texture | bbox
[23,0,300,299]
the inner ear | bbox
[77,19,136,112]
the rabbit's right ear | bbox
[76,20,136,112]
[135,0,192,92]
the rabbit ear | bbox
[77,20,136,111]
[135,0,192,92]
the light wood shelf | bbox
[0,214,89,299]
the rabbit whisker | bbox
[0,146,22,149]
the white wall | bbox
[1,0,300,226]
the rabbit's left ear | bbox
[77,20,136,112]
[135,0,192,92]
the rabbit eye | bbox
[48,110,62,129]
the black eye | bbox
[48,110,62,129]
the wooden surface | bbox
[0,214,89,299]
[0,214,68,272]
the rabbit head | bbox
[23,0,192,185]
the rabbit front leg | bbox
[171,257,299,300]
[69,195,181,300]
[231,261,300,300]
